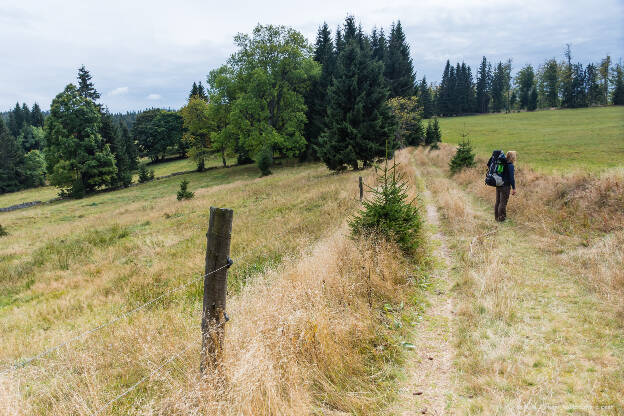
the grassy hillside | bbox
[0,154,236,208]
[437,106,624,173]
[0,156,426,414]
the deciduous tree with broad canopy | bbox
[223,24,319,172]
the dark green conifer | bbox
[384,21,415,98]
[476,56,491,113]
[31,103,45,127]
[77,65,101,101]
[318,17,395,171]
[303,22,335,160]
[419,77,433,119]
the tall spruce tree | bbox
[197,82,208,100]
[119,122,138,170]
[8,102,23,137]
[476,56,491,113]
[612,63,624,105]
[31,103,45,127]
[491,62,506,112]
[419,77,434,118]
[189,82,199,98]
[371,28,387,62]
[318,18,395,171]
[516,64,536,109]
[585,63,601,106]
[539,58,559,108]
[303,22,335,160]
[45,84,116,197]
[560,45,574,108]
[0,118,24,193]
[21,103,31,127]
[571,63,587,107]
[599,55,611,105]
[438,60,453,116]
[77,65,101,101]
[101,111,132,187]
[384,21,415,98]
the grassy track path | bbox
[393,158,456,415]
[393,191,455,415]
[394,149,623,415]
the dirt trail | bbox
[393,187,455,415]
[393,149,623,415]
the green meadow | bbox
[437,106,624,172]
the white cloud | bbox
[146,93,161,100]
[109,86,128,96]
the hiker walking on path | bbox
[492,150,516,222]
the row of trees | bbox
[0,103,48,193]
[45,66,140,196]
[0,66,142,196]
[172,18,430,174]
[423,47,624,116]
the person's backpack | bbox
[485,150,506,187]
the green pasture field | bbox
[0,154,237,208]
[437,106,624,173]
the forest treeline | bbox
[433,45,624,116]
[1,17,623,197]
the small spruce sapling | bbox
[138,164,155,183]
[350,145,422,254]
[176,179,194,200]
[431,117,442,149]
[449,132,476,174]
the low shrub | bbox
[350,156,422,254]
[449,136,476,174]
[138,164,155,183]
[176,179,194,200]
[257,147,273,176]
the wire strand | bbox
[1,261,231,375]
[93,343,193,415]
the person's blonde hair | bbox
[506,150,517,163]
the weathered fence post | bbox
[200,207,233,375]
[359,176,363,201]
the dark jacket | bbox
[503,163,515,189]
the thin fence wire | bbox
[1,260,232,376]
[93,342,194,415]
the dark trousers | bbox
[495,185,511,221]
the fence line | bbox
[1,260,232,375]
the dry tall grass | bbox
[157,232,412,415]
[1,151,426,415]
[413,143,623,414]
[422,143,624,307]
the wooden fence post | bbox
[359,176,363,201]
[200,207,233,375]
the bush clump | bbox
[257,147,273,176]
[138,164,155,183]
[0,224,7,237]
[176,179,195,200]
[350,156,422,254]
[449,136,476,174]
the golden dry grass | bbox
[0,151,428,415]
[412,144,624,415]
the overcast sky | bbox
[1,0,623,112]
